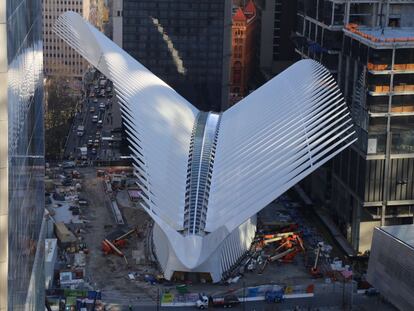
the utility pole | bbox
[243,281,246,311]
[156,287,160,311]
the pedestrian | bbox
[128,304,132,311]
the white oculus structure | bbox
[54,12,357,282]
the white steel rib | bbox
[54,12,357,282]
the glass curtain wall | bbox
[2,0,45,310]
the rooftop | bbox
[344,24,414,49]
[381,224,414,249]
[232,0,256,23]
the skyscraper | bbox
[0,0,45,309]
[43,0,90,77]
[296,0,414,253]
[121,0,232,111]
[230,0,258,104]
[259,0,298,75]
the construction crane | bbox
[256,231,300,249]
[101,227,139,264]
[258,233,306,272]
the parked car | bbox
[78,198,89,206]
[99,102,106,110]
[365,288,380,296]
[62,161,75,169]
[89,106,96,113]
[61,179,72,186]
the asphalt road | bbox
[64,72,122,162]
[104,291,397,311]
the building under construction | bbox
[295,0,414,253]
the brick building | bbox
[230,0,258,105]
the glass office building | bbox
[0,0,45,309]
[296,0,414,253]
[122,0,232,111]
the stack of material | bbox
[54,222,77,247]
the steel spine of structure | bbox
[54,12,357,282]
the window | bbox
[388,18,400,28]
[232,61,242,84]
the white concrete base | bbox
[153,216,257,283]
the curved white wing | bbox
[206,60,357,232]
[54,12,357,279]
[54,12,199,230]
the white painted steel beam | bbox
[53,11,198,231]
[54,12,356,282]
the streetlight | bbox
[243,280,246,311]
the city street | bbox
[104,291,397,311]
[64,70,123,163]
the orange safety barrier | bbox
[394,85,406,92]
[377,64,388,70]
[345,24,414,43]
[374,85,390,92]
[394,64,407,70]
[367,63,388,71]
[391,105,414,113]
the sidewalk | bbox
[313,207,356,257]
[293,185,356,257]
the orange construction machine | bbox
[101,227,138,257]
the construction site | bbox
[43,163,392,311]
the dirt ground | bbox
[79,168,158,306]
[76,167,344,308]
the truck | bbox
[77,125,85,136]
[79,147,88,160]
[265,289,284,303]
[196,294,240,309]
